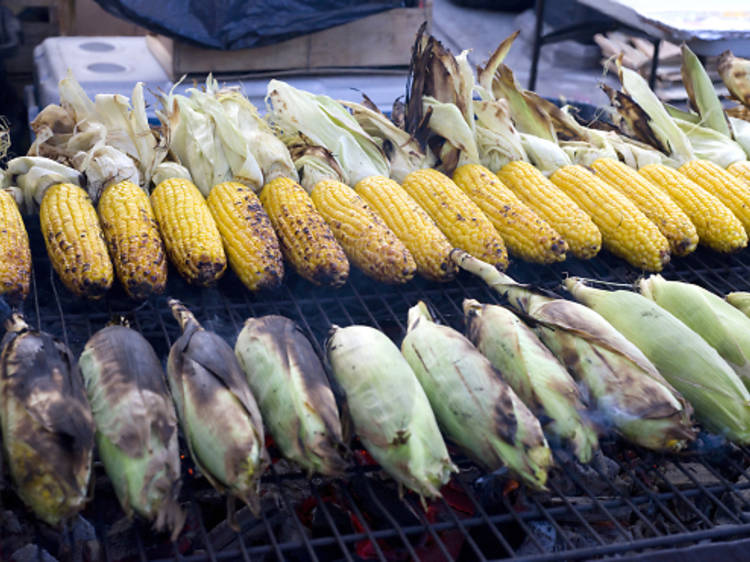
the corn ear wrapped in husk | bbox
[727,292,750,317]
[463,299,598,463]
[235,315,347,476]
[566,278,750,444]
[78,324,184,538]
[453,250,695,451]
[0,313,94,526]
[166,299,268,515]
[401,302,552,489]
[326,324,456,500]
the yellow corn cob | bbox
[0,190,31,303]
[549,165,670,271]
[401,169,508,270]
[259,177,349,287]
[727,161,750,186]
[591,158,698,256]
[150,178,226,286]
[311,179,416,284]
[354,176,456,282]
[207,181,284,291]
[679,160,750,234]
[39,183,114,298]
[639,164,748,253]
[496,161,601,259]
[97,180,167,300]
[453,164,568,264]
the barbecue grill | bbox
[5,215,750,562]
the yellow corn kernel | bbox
[150,177,226,286]
[591,158,698,256]
[497,161,601,259]
[39,183,114,298]
[680,160,750,234]
[355,175,456,282]
[640,164,747,253]
[550,165,670,271]
[0,190,31,303]
[207,181,284,291]
[453,164,567,264]
[727,161,750,187]
[401,169,508,270]
[259,177,349,287]
[311,179,416,284]
[98,180,167,300]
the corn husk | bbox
[719,50,750,109]
[566,278,750,444]
[453,250,695,451]
[235,315,347,476]
[401,302,551,489]
[463,299,598,463]
[727,292,750,317]
[326,324,456,500]
[681,44,732,138]
[0,314,94,526]
[3,156,84,213]
[152,162,192,187]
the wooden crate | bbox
[146,1,432,79]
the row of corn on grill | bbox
[5,250,750,536]
[4,155,750,302]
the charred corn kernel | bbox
[354,176,456,282]
[401,169,508,269]
[207,182,284,291]
[453,164,567,264]
[0,190,31,303]
[259,177,349,287]
[550,165,670,271]
[728,161,750,186]
[150,178,226,286]
[98,181,167,300]
[591,158,698,256]
[311,179,416,284]
[39,183,114,299]
[640,164,747,253]
[680,160,750,234]
[497,161,601,259]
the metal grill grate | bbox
[6,217,750,561]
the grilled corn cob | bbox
[79,324,184,537]
[464,299,598,463]
[354,176,457,281]
[496,161,601,259]
[453,251,695,451]
[679,160,750,233]
[550,165,670,271]
[591,158,698,256]
[167,299,268,514]
[311,179,416,284]
[566,278,750,444]
[1,313,95,526]
[453,164,567,263]
[151,178,227,286]
[402,302,552,489]
[207,181,284,291]
[639,163,748,253]
[728,161,750,185]
[98,180,167,300]
[401,169,508,269]
[235,316,347,476]
[326,324,456,499]
[0,190,31,303]
[259,177,349,287]
[39,182,114,298]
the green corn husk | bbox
[639,275,750,392]
[167,299,269,515]
[719,50,750,109]
[401,302,552,489]
[452,250,695,451]
[463,299,598,463]
[234,315,347,476]
[727,292,750,317]
[0,313,95,526]
[326,324,456,500]
[78,324,184,538]
[566,278,750,444]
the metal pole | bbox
[649,38,661,90]
[529,0,546,91]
